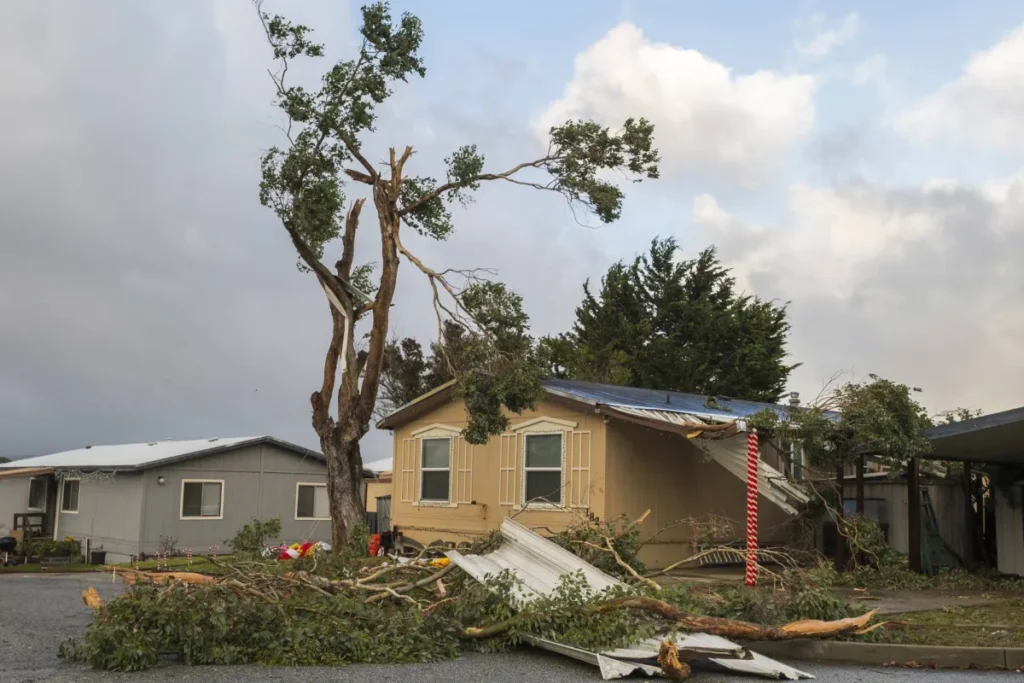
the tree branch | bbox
[337,199,366,280]
[396,156,555,217]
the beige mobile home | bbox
[377,379,810,568]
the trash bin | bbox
[90,550,107,565]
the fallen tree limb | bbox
[461,594,878,642]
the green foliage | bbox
[258,2,426,261]
[551,515,647,579]
[227,518,282,557]
[24,538,80,558]
[63,582,456,671]
[750,374,933,470]
[543,238,795,402]
[380,285,545,443]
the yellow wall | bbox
[604,420,796,568]
[388,398,607,546]
[365,478,391,513]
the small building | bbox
[376,379,810,568]
[0,436,372,562]
[365,471,392,533]
[926,407,1024,576]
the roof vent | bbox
[665,393,671,405]
[148,442,157,446]
[208,438,220,443]
[85,445,92,449]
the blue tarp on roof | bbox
[541,378,793,421]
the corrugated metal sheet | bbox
[703,437,809,513]
[543,379,797,421]
[448,518,813,680]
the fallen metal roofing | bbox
[543,379,798,422]
[703,438,811,515]
[447,518,812,680]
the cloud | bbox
[0,0,621,464]
[690,174,1024,414]
[797,13,861,59]
[536,23,816,187]
[895,25,1024,147]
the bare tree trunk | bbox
[321,428,365,550]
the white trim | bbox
[521,431,566,509]
[418,436,453,503]
[26,476,47,511]
[294,482,330,521]
[179,479,225,520]
[410,423,462,437]
[511,416,578,432]
[60,478,80,514]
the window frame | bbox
[295,482,331,521]
[60,478,81,514]
[418,437,453,504]
[179,479,225,520]
[521,431,565,509]
[27,477,47,511]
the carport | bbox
[923,406,1024,575]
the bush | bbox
[24,538,81,558]
[227,518,282,557]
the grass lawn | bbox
[874,597,1024,648]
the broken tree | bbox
[253,1,660,547]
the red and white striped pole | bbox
[745,428,759,587]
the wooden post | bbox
[962,465,975,566]
[908,457,922,572]
[835,464,848,572]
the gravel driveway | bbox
[1,573,1021,683]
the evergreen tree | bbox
[545,237,797,402]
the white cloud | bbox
[797,13,861,59]
[690,173,1024,414]
[895,25,1024,147]
[536,23,816,187]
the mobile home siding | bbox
[389,398,608,547]
[138,443,332,555]
[995,487,1024,576]
[841,480,970,560]
[0,477,31,535]
[603,420,795,569]
[55,474,145,562]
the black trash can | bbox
[90,550,107,565]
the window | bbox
[27,478,46,511]
[420,438,451,502]
[61,479,80,513]
[524,433,563,505]
[296,483,330,520]
[180,480,223,519]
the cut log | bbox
[657,640,691,680]
[82,586,103,611]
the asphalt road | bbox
[0,573,1020,683]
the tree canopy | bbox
[541,237,796,403]
[253,1,659,543]
[749,374,934,471]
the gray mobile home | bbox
[0,436,371,562]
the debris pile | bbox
[68,520,876,678]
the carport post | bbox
[744,430,759,587]
[908,457,922,572]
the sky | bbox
[2,1,1023,469]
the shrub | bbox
[227,518,282,557]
